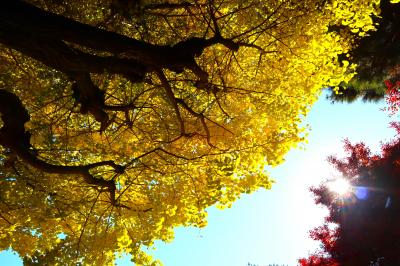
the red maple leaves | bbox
[384,80,400,115]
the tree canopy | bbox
[299,124,400,266]
[0,0,381,264]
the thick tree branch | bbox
[0,24,146,81]
[0,1,179,71]
[1,1,239,74]
[71,73,110,131]
[0,0,243,130]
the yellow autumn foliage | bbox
[0,0,382,264]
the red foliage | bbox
[383,80,400,115]
[299,125,400,266]
[298,255,339,266]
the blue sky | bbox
[0,92,395,265]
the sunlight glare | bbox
[328,178,351,196]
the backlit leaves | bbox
[0,0,380,264]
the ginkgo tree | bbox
[0,0,380,265]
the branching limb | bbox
[156,70,186,135]
[175,98,215,147]
[0,89,124,206]
[0,0,247,132]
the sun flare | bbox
[328,178,351,196]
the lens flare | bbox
[355,187,368,200]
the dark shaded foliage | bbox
[327,0,400,103]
